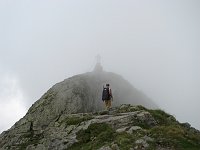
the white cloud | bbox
[0,75,27,133]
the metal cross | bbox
[96,54,101,64]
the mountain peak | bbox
[0,69,160,149]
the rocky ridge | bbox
[0,70,157,142]
[1,104,200,150]
[1,65,199,149]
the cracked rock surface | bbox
[1,104,200,150]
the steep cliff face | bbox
[1,104,200,150]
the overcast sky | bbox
[0,0,200,133]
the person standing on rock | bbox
[102,83,113,110]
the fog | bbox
[0,0,200,133]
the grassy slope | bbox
[68,105,200,150]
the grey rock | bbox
[1,103,200,149]
[142,135,154,142]
[26,144,46,150]
[181,122,191,128]
[135,139,149,148]
[0,106,153,149]
[127,126,142,134]
[136,111,157,127]
[98,146,112,150]
[116,127,128,133]
[111,143,120,150]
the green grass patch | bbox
[69,122,150,150]
[117,105,148,113]
[149,109,176,125]
[68,123,115,150]
[115,132,133,149]
[131,118,151,129]
[61,114,93,126]
[148,125,200,149]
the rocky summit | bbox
[0,65,200,149]
[1,104,200,150]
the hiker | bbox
[102,83,113,110]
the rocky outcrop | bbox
[0,67,179,150]
[1,104,200,150]
[1,67,200,149]
[1,70,157,138]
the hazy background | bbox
[0,0,200,133]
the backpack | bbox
[102,87,111,101]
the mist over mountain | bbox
[0,1,200,149]
[22,63,157,130]
[0,0,200,133]
[1,63,200,149]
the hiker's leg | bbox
[108,100,111,109]
[105,100,108,110]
